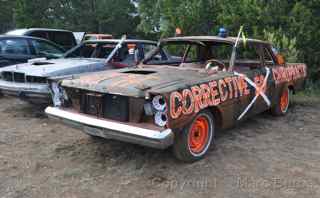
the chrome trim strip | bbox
[0,80,49,94]
[45,107,174,147]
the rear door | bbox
[0,38,35,67]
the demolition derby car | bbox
[46,36,307,162]
[0,38,162,103]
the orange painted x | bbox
[254,75,267,97]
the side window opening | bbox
[49,32,76,49]
[263,47,275,66]
[210,43,233,68]
[29,31,49,40]
[235,44,262,70]
[31,40,64,58]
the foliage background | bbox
[0,0,319,81]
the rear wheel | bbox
[173,110,214,162]
[271,86,290,116]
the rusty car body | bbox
[46,36,307,162]
[0,38,161,103]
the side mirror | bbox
[276,54,285,65]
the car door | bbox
[0,38,35,67]
[261,44,278,103]
[234,43,274,121]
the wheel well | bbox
[208,107,222,131]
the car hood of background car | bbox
[61,66,231,97]
[0,58,107,77]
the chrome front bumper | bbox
[45,107,174,149]
[0,80,50,102]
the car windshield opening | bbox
[64,42,140,65]
[144,41,233,70]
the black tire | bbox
[173,109,214,162]
[271,86,290,116]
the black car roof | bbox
[5,28,73,35]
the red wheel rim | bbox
[188,116,209,154]
[280,88,289,113]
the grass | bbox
[293,82,320,105]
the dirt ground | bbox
[0,95,320,198]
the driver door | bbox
[234,43,274,121]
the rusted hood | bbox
[61,66,219,97]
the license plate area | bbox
[80,93,104,117]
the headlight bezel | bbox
[144,95,169,127]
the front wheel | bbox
[173,110,215,162]
[271,86,290,116]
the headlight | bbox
[154,111,168,127]
[143,95,168,127]
[152,95,167,111]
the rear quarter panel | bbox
[272,63,307,92]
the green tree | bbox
[15,0,55,28]
[137,0,320,81]
[0,0,16,33]
[14,0,139,36]
[138,0,219,37]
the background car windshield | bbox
[31,40,65,58]
[64,43,129,60]
[64,43,111,58]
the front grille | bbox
[13,72,25,83]
[1,72,26,83]
[80,93,104,117]
[79,92,129,122]
[26,76,47,83]
[103,94,129,122]
[2,72,13,82]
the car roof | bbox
[83,39,157,45]
[5,28,73,35]
[162,36,270,45]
